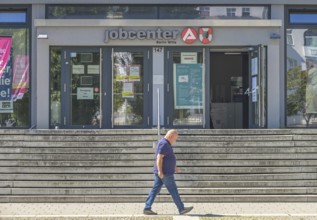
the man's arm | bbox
[157,154,164,179]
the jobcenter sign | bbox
[104,28,179,43]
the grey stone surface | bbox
[0,203,317,219]
[1,129,317,203]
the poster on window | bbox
[0,37,13,113]
[122,82,134,98]
[251,58,258,76]
[115,64,128,81]
[173,64,203,109]
[252,77,257,102]
[181,52,197,64]
[77,87,94,100]
[12,55,29,101]
[128,65,140,81]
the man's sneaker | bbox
[143,209,157,215]
[180,206,194,215]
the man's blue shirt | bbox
[153,138,176,175]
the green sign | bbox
[173,64,203,109]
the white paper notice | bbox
[72,65,85,74]
[88,65,100,74]
[77,87,94,100]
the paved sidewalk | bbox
[0,203,317,219]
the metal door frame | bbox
[108,46,153,129]
[164,47,207,129]
[61,47,101,129]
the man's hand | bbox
[157,154,164,179]
[175,166,180,174]
[158,171,164,179]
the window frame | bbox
[286,5,317,27]
[0,5,32,129]
[0,6,30,26]
[45,4,271,20]
[285,5,317,128]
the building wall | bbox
[2,1,317,129]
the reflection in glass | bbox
[290,13,317,24]
[50,47,62,128]
[287,29,317,127]
[47,5,268,20]
[113,52,144,126]
[172,52,204,126]
[0,12,26,23]
[0,28,29,128]
[47,5,157,19]
[70,52,100,127]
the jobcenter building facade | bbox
[0,0,317,129]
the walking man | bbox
[143,129,194,215]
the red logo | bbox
[199,27,213,44]
[181,28,198,44]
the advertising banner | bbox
[0,37,13,113]
[0,37,12,79]
[12,55,29,101]
[173,64,203,109]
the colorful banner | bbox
[0,37,13,104]
[0,37,12,79]
[12,55,29,101]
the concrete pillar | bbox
[152,47,164,127]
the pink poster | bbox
[0,37,12,79]
[12,55,29,101]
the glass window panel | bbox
[172,52,204,126]
[0,12,26,23]
[159,6,269,19]
[47,5,157,19]
[290,13,317,24]
[47,5,268,20]
[0,29,29,128]
[50,47,62,128]
[227,8,236,17]
[70,52,101,127]
[113,52,144,126]
[287,29,317,127]
[160,6,268,19]
[159,6,202,19]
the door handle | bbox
[244,88,252,95]
[244,87,258,96]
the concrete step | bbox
[0,141,154,148]
[0,128,316,203]
[0,134,296,142]
[2,159,317,167]
[1,173,316,181]
[0,166,316,174]
[2,147,317,154]
[1,195,317,203]
[4,187,317,195]
[1,153,317,160]
[0,135,157,142]
[3,180,317,188]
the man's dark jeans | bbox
[144,174,185,213]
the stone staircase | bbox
[0,129,316,202]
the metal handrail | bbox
[153,88,161,149]
[157,88,160,141]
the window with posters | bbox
[0,7,30,128]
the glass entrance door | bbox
[111,48,151,128]
[165,48,205,128]
[61,48,101,128]
[248,45,267,128]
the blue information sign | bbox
[173,64,203,109]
